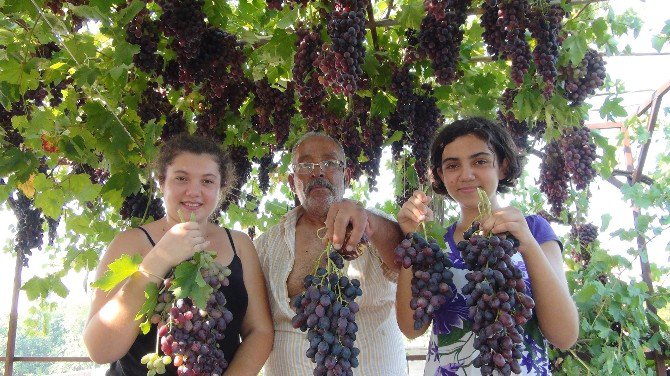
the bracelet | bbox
[137,266,163,282]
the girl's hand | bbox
[153,221,210,267]
[480,206,536,253]
[397,190,433,235]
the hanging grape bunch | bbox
[569,223,598,267]
[146,251,234,376]
[393,232,454,330]
[562,48,606,106]
[120,184,165,221]
[291,248,363,376]
[456,189,535,375]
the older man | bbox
[254,132,408,375]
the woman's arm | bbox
[224,231,274,375]
[482,208,579,350]
[83,230,162,364]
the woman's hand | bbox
[397,190,433,235]
[479,206,536,254]
[150,221,210,269]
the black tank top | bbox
[106,227,249,376]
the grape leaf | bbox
[136,282,159,335]
[171,254,211,308]
[91,253,143,291]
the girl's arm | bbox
[395,190,434,339]
[482,208,579,350]
[223,231,274,375]
[83,222,208,363]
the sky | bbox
[0,0,669,327]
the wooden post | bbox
[4,253,23,376]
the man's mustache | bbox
[305,178,335,194]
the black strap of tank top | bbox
[137,226,156,246]
[224,228,237,256]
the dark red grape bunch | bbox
[561,48,606,106]
[570,223,598,247]
[393,232,454,330]
[457,221,535,375]
[292,251,362,376]
[120,184,165,221]
[149,252,234,375]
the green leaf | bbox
[370,91,395,118]
[136,282,159,335]
[33,175,66,219]
[171,257,211,308]
[574,282,598,304]
[600,97,627,119]
[563,34,589,65]
[116,0,146,26]
[64,174,102,204]
[396,0,424,30]
[276,7,300,29]
[91,254,143,291]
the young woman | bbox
[83,133,273,375]
[396,117,578,375]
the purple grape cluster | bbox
[292,251,362,376]
[35,42,61,59]
[393,232,454,330]
[418,0,471,84]
[7,191,45,266]
[257,154,276,194]
[293,27,327,130]
[125,9,164,74]
[458,222,535,375]
[570,223,598,247]
[480,0,506,60]
[562,49,606,106]
[120,185,165,221]
[361,116,383,189]
[252,78,296,148]
[318,0,368,95]
[149,254,233,375]
[527,5,565,99]
[498,0,532,86]
[138,82,173,124]
[162,111,188,142]
[220,145,251,210]
[539,141,569,216]
[559,124,597,190]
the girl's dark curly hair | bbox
[155,133,236,203]
[429,117,525,199]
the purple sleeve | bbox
[525,215,563,252]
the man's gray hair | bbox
[290,131,346,165]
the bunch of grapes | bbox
[138,82,173,124]
[291,250,363,376]
[8,191,45,266]
[480,0,506,60]
[559,124,597,190]
[126,9,164,74]
[418,0,471,85]
[197,28,249,106]
[570,223,598,247]
[157,0,207,63]
[71,163,110,185]
[162,60,183,89]
[162,111,188,142]
[35,42,61,59]
[457,222,535,375]
[221,145,251,210]
[339,115,365,180]
[49,77,73,107]
[562,49,606,106]
[148,252,234,375]
[527,5,565,99]
[410,86,441,184]
[47,216,60,246]
[498,0,532,86]
[252,79,296,148]
[24,82,49,107]
[361,116,383,189]
[393,233,454,330]
[293,28,327,129]
[1,102,26,147]
[120,185,165,221]
[539,141,569,216]
[257,154,276,194]
[318,0,368,95]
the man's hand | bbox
[323,199,371,259]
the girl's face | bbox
[161,152,221,224]
[437,134,507,210]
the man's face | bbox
[288,135,348,216]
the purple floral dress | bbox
[424,215,559,376]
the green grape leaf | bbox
[396,0,424,30]
[136,282,159,335]
[171,254,211,308]
[91,253,143,291]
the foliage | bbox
[0,0,668,374]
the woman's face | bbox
[437,134,507,210]
[161,152,221,223]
